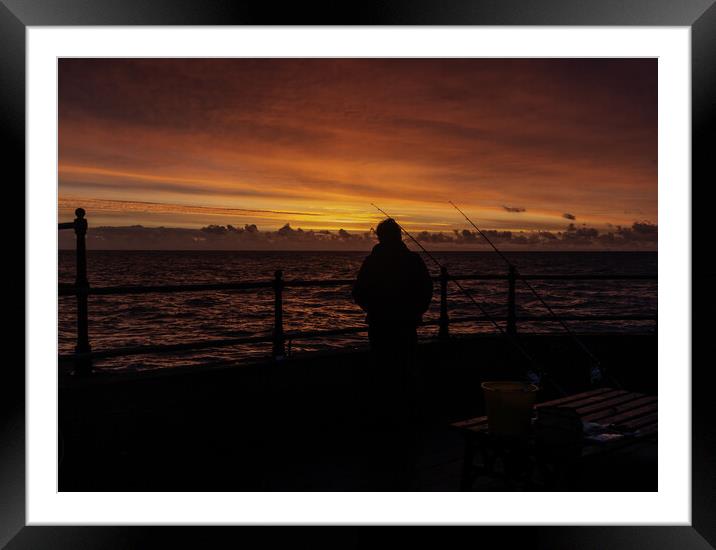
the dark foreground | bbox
[59,333,657,491]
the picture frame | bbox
[6,0,713,547]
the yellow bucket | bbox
[481,381,539,437]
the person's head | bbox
[376,218,402,244]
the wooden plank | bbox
[582,396,657,422]
[465,422,490,434]
[451,416,487,429]
[549,389,629,410]
[590,402,658,427]
[574,392,645,416]
[534,387,613,409]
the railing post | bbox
[438,266,450,340]
[272,270,285,361]
[73,208,92,375]
[507,265,517,336]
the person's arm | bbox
[352,256,372,312]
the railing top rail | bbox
[58,272,656,296]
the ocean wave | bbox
[58,250,657,371]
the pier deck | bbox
[59,332,656,492]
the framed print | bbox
[5,0,714,547]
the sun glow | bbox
[59,58,657,248]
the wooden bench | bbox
[451,387,658,490]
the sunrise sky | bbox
[58,58,657,250]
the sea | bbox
[58,250,657,372]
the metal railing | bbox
[59,209,657,375]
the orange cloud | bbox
[59,58,657,246]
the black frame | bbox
[5,1,714,547]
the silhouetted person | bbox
[352,218,433,489]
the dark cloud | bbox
[200,224,228,235]
[615,221,658,243]
[563,213,576,220]
[503,205,526,213]
[62,224,373,251]
[563,226,599,242]
[416,231,455,244]
[59,221,657,251]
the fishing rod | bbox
[371,203,546,387]
[449,200,615,387]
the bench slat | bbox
[534,387,613,409]
[465,422,489,434]
[582,396,657,422]
[549,389,629,410]
[452,416,487,429]
[591,403,658,427]
[574,392,645,415]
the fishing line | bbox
[449,200,616,387]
